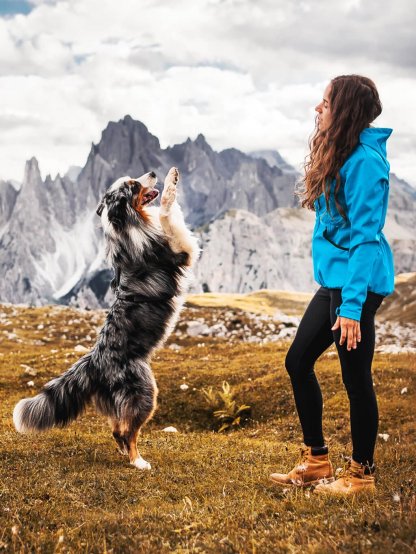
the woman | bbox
[270,75,395,495]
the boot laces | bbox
[295,447,309,473]
[337,460,353,482]
[337,459,366,482]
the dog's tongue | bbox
[141,189,159,205]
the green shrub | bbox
[201,381,251,432]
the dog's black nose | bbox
[150,171,156,178]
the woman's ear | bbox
[107,195,128,231]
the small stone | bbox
[186,321,210,337]
[208,323,228,336]
[400,387,408,395]
[74,345,88,353]
[21,364,37,376]
[169,343,182,351]
[180,384,189,391]
[378,433,390,442]
[163,426,178,433]
[27,381,35,387]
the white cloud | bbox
[0,0,415,186]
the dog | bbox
[13,167,199,469]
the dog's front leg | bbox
[159,167,199,267]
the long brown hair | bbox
[298,75,382,216]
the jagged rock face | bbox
[77,116,165,205]
[0,180,19,232]
[389,173,416,211]
[192,208,317,294]
[0,159,57,302]
[68,117,298,229]
[168,136,299,227]
[0,115,415,307]
[0,158,102,304]
[192,201,416,294]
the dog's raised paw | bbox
[131,455,152,470]
[164,166,179,187]
[161,168,178,213]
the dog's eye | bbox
[131,182,140,194]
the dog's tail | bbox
[13,353,95,434]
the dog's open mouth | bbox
[141,189,159,206]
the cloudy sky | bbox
[0,0,415,186]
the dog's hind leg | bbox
[116,388,157,470]
[109,417,150,468]
[109,417,128,455]
[113,417,152,470]
[125,424,151,470]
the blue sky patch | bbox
[0,0,33,17]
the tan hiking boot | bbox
[270,446,334,487]
[314,459,375,495]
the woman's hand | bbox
[331,316,361,351]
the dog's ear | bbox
[107,195,128,231]
[96,200,104,217]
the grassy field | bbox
[0,301,415,553]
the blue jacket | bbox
[312,127,395,321]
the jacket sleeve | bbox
[335,151,389,321]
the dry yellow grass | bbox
[0,303,415,553]
[187,290,312,316]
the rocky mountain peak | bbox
[0,180,19,230]
[22,157,42,189]
[98,115,161,159]
[194,133,213,154]
[77,116,164,201]
[17,158,48,223]
[250,149,298,174]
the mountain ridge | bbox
[0,115,415,307]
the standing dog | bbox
[13,167,199,469]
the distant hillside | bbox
[378,272,416,324]
[189,271,416,326]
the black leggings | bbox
[285,286,384,466]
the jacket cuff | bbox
[335,306,361,322]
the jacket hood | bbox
[359,127,392,159]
